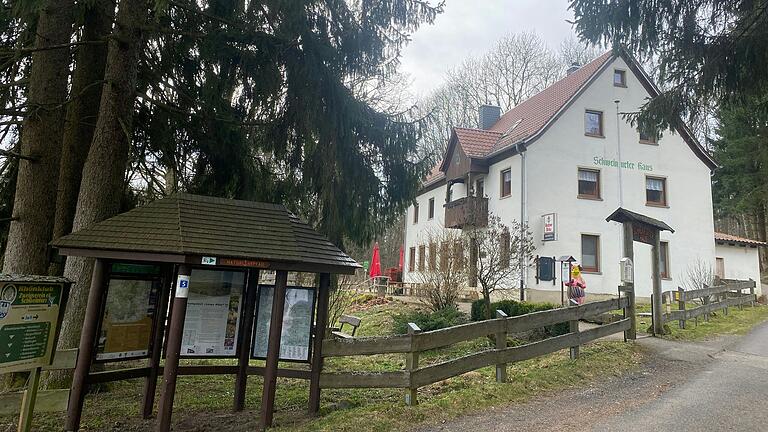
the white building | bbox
[404,49,764,299]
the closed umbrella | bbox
[369,242,382,278]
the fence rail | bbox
[662,279,757,329]
[319,295,634,404]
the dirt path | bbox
[416,327,768,432]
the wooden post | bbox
[702,284,710,322]
[233,269,260,412]
[17,366,41,432]
[142,265,173,419]
[66,258,108,432]
[677,287,686,329]
[651,231,664,336]
[405,322,421,406]
[156,264,192,432]
[622,222,636,340]
[308,273,331,414]
[259,270,288,429]
[569,318,580,360]
[495,310,508,382]
[750,279,755,307]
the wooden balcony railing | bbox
[444,196,488,229]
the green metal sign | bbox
[0,281,69,374]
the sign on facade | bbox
[0,280,69,374]
[542,213,556,241]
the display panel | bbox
[180,269,244,357]
[96,278,159,361]
[252,286,315,362]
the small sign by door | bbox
[542,213,556,241]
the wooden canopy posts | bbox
[606,207,674,336]
[52,194,360,431]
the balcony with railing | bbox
[444,196,488,229]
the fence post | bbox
[702,283,710,322]
[750,279,756,307]
[405,322,421,406]
[677,287,685,329]
[495,310,508,383]
[569,317,580,360]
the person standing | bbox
[565,264,587,305]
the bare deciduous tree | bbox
[464,214,535,320]
[414,227,466,312]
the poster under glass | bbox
[252,285,315,362]
[96,278,159,361]
[181,269,244,357]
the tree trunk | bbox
[47,0,149,388]
[2,0,75,274]
[49,0,115,276]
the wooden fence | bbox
[318,296,633,404]
[662,280,757,329]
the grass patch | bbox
[662,304,768,341]
[1,300,643,432]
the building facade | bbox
[404,50,763,298]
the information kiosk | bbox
[53,194,360,431]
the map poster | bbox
[252,286,315,362]
[0,280,69,374]
[96,278,160,361]
[180,269,244,357]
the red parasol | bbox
[369,242,382,278]
[398,247,404,270]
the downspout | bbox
[517,142,527,302]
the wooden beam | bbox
[233,269,259,412]
[622,221,636,339]
[260,270,288,430]
[66,258,108,432]
[651,231,663,336]
[156,265,191,432]
[308,273,331,415]
[142,264,173,418]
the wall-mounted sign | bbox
[252,286,316,362]
[201,256,217,266]
[593,156,653,172]
[97,278,159,361]
[0,280,69,374]
[542,213,556,241]
[181,269,244,357]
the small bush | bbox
[470,299,568,336]
[392,307,467,334]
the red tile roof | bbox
[453,127,504,158]
[449,52,614,158]
[715,232,768,247]
[486,51,614,152]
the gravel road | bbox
[418,322,768,432]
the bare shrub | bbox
[414,227,466,312]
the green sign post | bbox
[0,276,70,432]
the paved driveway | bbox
[419,321,768,432]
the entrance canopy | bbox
[53,193,359,274]
[606,207,675,233]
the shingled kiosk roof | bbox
[606,207,675,233]
[52,193,360,274]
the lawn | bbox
[1,297,643,432]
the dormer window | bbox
[613,69,626,87]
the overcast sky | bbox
[400,0,576,97]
